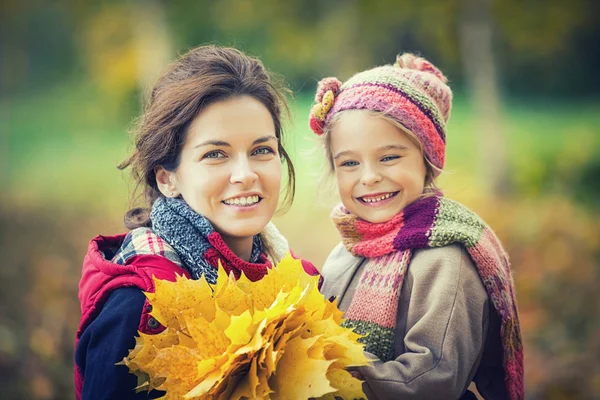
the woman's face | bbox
[157,95,282,241]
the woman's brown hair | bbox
[118,45,295,229]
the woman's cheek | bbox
[262,160,282,187]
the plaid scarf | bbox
[115,197,270,284]
[332,195,523,400]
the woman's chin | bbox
[218,218,269,240]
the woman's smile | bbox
[222,193,263,210]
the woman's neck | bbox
[221,234,254,262]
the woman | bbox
[74,45,318,400]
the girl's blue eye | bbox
[204,150,226,159]
[253,147,275,156]
[381,155,400,162]
[340,160,359,167]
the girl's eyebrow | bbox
[334,144,408,159]
[333,150,354,160]
[379,144,408,151]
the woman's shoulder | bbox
[77,287,147,349]
[112,227,182,266]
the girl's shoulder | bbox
[319,243,363,301]
[322,242,363,276]
[410,244,471,274]
[410,244,487,298]
[412,242,468,262]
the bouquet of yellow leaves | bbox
[122,254,369,399]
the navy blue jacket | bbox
[75,288,164,399]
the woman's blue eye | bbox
[253,147,275,156]
[341,160,359,167]
[381,155,400,162]
[204,150,225,159]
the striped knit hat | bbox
[309,53,452,171]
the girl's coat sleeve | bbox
[358,245,490,400]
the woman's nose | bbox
[230,156,259,186]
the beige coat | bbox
[320,243,507,400]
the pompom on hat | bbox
[309,53,452,171]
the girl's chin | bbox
[359,213,397,224]
[355,205,404,224]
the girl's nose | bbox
[230,156,259,186]
[360,165,382,186]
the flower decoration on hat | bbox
[309,77,341,135]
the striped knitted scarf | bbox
[149,197,271,283]
[332,195,524,400]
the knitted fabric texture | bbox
[149,197,270,283]
[309,53,452,171]
[332,196,524,400]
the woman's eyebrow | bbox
[194,140,231,148]
[252,135,278,145]
[194,135,278,149]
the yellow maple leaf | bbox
[320,368,367,400]
[269,335,335,399]
[123,253,370,399]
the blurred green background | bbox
[1,0,599,398]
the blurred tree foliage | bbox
[1,0,598,97]
[0,206,93,400]
[475,195,600,399]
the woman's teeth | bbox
[223,195,260,206]
[360,193,395,203]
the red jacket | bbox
[75,232,319,399]
[75,233,191,399]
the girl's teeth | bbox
[224,195,259,206]
[363,193,393,203]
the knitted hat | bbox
[309,53,452,171]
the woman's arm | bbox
[75,287,164,400]
[357,245,489,400]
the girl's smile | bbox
[356,191,399,206]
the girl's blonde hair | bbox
[321,110,442,198]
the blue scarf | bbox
[150,197,267,283]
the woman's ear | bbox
[155,166,179,198]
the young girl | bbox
[310,54,523,399]
[74,45,318,399]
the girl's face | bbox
[157,95,282,241]
[330,111,427,223]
